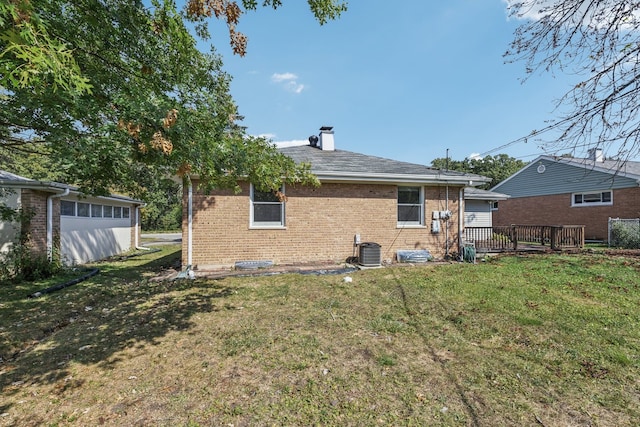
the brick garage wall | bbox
[493,187,640,240]
[19,189,54,254]
[130,205,139,249]
[183,182,463,268]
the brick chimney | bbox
[319,126,335,151]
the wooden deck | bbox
[464,225,585,253]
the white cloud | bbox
[271,72,297,83]
[271,72,306,94]
[274,139,308,148]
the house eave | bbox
[314,171,490,186]
[0,180,144,205]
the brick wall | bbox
[130,206,138,249]
[493,187,640,240]
[183,182,463,268]
[19,189,54,254]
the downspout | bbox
[445,185,449,257]
[135,204,152,250]
[187,177,193,267]
[458,187,464,259]
[47,188,70,261]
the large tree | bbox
[431,154,527,189]
[0,0,346,195]
[505,1,640,161]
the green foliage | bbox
[0,206,63,283]
[1,0,323,198]
[431,154,527,189]
[0,1,92,94]
[0,241,64,283]
[610,222,640,249]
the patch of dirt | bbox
[602,248,640,257]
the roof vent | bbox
[308,135,319,147]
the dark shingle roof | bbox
[279,145,489,185]
[559,157,640,178]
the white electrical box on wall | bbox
[431,220,440,233]
[441,210,452,220]
[432,211,440,220]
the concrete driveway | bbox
[141,232,182,246]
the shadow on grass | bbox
[0,246,233,406]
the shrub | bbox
[610,222,640,249]
[0,206,64,283]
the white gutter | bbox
[314,171,491,186]
[47,188,70,261]
[135,204,152,251]
[458,187,464,259]
[187,177,193,267]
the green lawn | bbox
[1,248,639,426]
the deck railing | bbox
[464,225,585,252]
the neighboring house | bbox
[182,127,490,269]
[0,170,145,265]
[491,149,640,241]
[463,187,510,228]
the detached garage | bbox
[1,170,144,265]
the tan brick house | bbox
[491,150,640,241]
[1,170,144,265]
[182,127,490,270]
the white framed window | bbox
[122,207,130,219]
[91,204,103,218]
[397,186,424,226]
[103,205,113,218]
[250,184,285,228]
[77,202,90,217]
[61,200,76,216]
[572,190,612,207]
[114,206,122,218]
[491,201,499,211]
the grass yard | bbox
[1,247,639,426]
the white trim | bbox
[250,184,286,228]
[187,178,193,266]
[571,190,613,207]
[397,185,424,227]
[47,188,70,261]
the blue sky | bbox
[200,1,585,164]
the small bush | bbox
[0,243,64,283]
[610,222,640,249]
[0,205,64,283]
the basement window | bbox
[572,190,612,207]
[397,186,424,227]
[251,184,285,228]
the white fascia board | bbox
[315,171,490,186]
[0,180,143,205]
[0,180,69,193]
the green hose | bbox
[463,245,476,263]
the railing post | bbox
[512,225,518,250]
